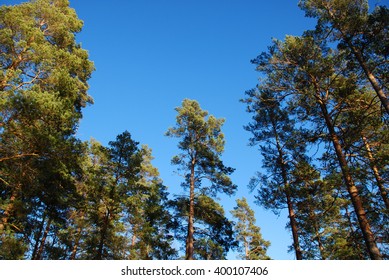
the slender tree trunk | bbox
[307,190,326,260]
[244,237,250,260]
[31,215,46,260]
[70,227,82,260]
[345,206,366,259]
[97,210,109,260]
[347,43,389,115]
[186,161,196,260]
[361,135,389,210]
[131,233,137,247]
[314,87,382,260]
[69,211,86,260]
[326,8,389,115]
[285,191,303,260]
[312,216,326,260]
[34,219,51,260]
[273,123,303,260]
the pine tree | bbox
[166,99,237,260]
[169,194,236,260]
[125,145,177,260]
[298,0,389,115]
[231,197,270,260]
[0,0,94,259]
[243,89,305,260]
[251,33,383,259]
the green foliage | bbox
[166,99,236,259]
[166,99,236,196]
[245,0,388,259]
[231,197,270,260]
[1,0,387,260]
[0,0,94,259]
[169,194,237,260]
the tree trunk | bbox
[97,210,109,260]
[244,237,250,260]
[314,87,382,260]
[345,206,366,259]
[34,219,51,260]
[273,123,303,260]
[285,191,303,260]
[361,135,389,210]
[70,226,82,260]
[185,161,196,260]
[312,214,325,260]
[31,215,46,260]
[347,43,389,115]
[326,8,389,115]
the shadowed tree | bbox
[0,0,94,259]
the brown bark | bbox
[362,136,389,210]
[272,120,303,260]
[34,219,51,260]
[324,6,389,115]
[311,211,326,260]
[70,226,82,260]
[97,210,109,260]
[347,43,389,115]
[31,215,46,260]
[0,153,38,163]
[285,191,303,260]
[313,85,382,260]
[185,160,196,260]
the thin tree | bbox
[166,99,237,260]
[231,197,270,260]
[243,89,305,260]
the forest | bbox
[0,0,388,260]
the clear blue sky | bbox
[3,0,386,259]
[73,0,313,260]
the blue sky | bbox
[4,0,386,259]
[72,0,313,260]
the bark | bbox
[307,187,326,260]
[272,120,303,260]
[185,160,196,260]
[313,85,382,260]
[325,7,389,115]
[70,226,82,260]
[312,215,326,260]
[285,191,303,260]
[34,219,51,260]
[244,237,249,260]
[96,210,109,260]
[345,206,366,259]
[31,215,46,260]
[131,233,137,247]
[346,42,389,115]
[362,136,389,210]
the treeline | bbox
[0,0,388,260]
